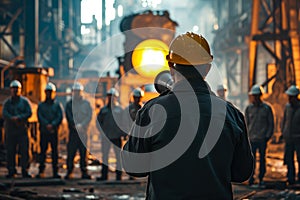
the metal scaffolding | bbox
[212,0,252,109]
[0,0,82,78]
[249,0,300,91]
[212,0,299,112]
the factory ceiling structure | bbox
[0,0,299,111]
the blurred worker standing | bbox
[96,88,124,181]
[65,82,92,179]
[281,85,300,185]
[123,87,144,180]
[245,84,274,186]
[122,32,253,199]
[2,80,32,178]
[36,82,63,178]
[123,87,144,133]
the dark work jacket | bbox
[65,97,92,135]
[282,102,300,143]
[128,103,142,121]
[97,104,125,139]
[245,102,274,142]
[122,79,254,200]
[123,103,143,134]
[37,99,63,133]
[2,96,32,136]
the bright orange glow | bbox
[132,39,169,78]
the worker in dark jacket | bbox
[2,80,32,178]
[65,82,92,179]
[123,88,144,180]
[36,82,63,178]
[245,84,274,186]
[97,88,125,181]
[123,87,144,133]
[282,85,300,185]
[121,32,254,200]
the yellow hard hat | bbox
[166,32,213,65]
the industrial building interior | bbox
[0,0,299,107]
[0,0,300,199]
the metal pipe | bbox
[34,0,39,66]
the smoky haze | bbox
[76,0,216,78]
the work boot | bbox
[52,168,61,179]
[7,169,17,178]
[6,173,16,178]
[53,173,61,179]
[36,172,45,178]
[248,177,254,186]
[81,172,91,179]
[22,172,32,178]
[288,179,295,185]
[259,180,266,188]
[116,172,122,181]
[96,176,107,181]
[64,172,73,180]
[22,169,32,178]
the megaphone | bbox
[154,70,174,94]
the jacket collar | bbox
[11,96,21,102]
[45,98,55,104]
[172,79,214,95]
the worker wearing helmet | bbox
[122,32,253,199]
[122,87,145,180]
[2,80,32,178]
[126,88,144,123]
[245,84,274,186]
[122,87,145,133]
[281,85,300,185]
[96,88,125,181]
[216,84,227,100]
[65,82,92,179]
[36,82,63,178]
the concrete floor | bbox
[1,139,300,199]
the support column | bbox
[24,0,39,67]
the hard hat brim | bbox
[248,91,262,95]
[285,91,299,96]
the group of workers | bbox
[217,81,300,187]
[1,31,300,199]
[2,79,144,180]
[243,83,300,186]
